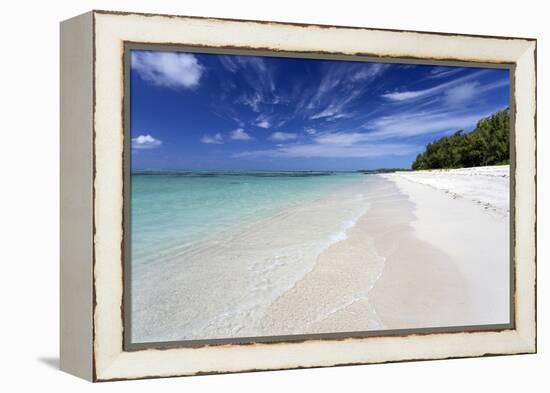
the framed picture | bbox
[60,10,537,381]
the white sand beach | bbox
[374,166,510,328]
[132,166,510,343]
[386,165,510,215]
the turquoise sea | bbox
[130,171,364,265]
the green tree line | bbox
[411,108,510,170]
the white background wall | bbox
[0,0,546,391]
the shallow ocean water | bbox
[131,171,364,265]
[129,171,377,342]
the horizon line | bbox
[130,167,411,173]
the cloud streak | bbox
[201,133,223,144]
[444,79,509,106]
[428,67,465,79]
[303,63,389,120]
[381,70,490,102]
[223,55,278,115]
[234,141,417,159]
[236,126,418,159]
[444,82,480,105]
[269,132,297,141]
[230,128,253,141]
[363,110,495,140]
[255,114,271,129]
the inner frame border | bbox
[121,42,517,351]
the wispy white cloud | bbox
[444,82,480,106]
[131,51,204,89]
[201,133,223,144]
[299,62,389,120]
[215,107,246,128]
[481,78,510,92]
[363,110,493,140]
[311,105,354,120]
[314,132,368,146]
[239,93,263,112]
[445,78,509,106]
[255,114,271,128]
[305,127,317,135]
[381,70,489,102]
[132,134,162,149]
[230,128,253,141]
[219,56,239,73]
[350,63,390,82]
[428,67,465,79]
[309,69,344,106]
[382,90,427,102]
[241,57,275,92]
[269,132,297,141]
[235,125,418,159]
[225,55,277,115]
[234,141,416,159]
[231,116,245,127]
[309,88,365,121]
[257,120,271,128]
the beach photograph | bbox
[128,49,511,344]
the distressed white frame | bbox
[60,10,536,381]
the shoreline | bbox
[131,175,371,342]
[261,174,487,334]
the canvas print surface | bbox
[127,49,511,345]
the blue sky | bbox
[130,50,510,171]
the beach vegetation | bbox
[411,108,510,170]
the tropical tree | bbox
[411,109,510,170]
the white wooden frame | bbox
[60,10,537,382]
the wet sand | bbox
[262,176,489,334]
